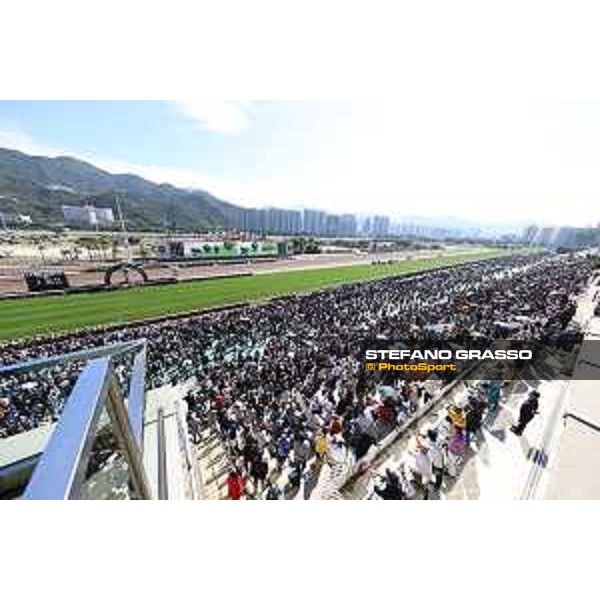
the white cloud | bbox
[171,100,253,133]
[91,157,223,193]
[0,124,63,158]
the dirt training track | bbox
[0,246,481,295]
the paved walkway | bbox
[445,379,567,500]
[545,275,600,499]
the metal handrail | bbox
[23,358,113,499]
[127,345,147,447]
[563,412,600,433]
[12,339,152,500]
[0,339,146,377]
[105,373,152,499]
[157,408,168,500]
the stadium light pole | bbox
[115,193,133,262]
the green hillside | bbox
[0,147,242,231]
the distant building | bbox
[554,227,600,249]
[303,209,327,235]
[359,217,372,236]
[62,205,114,227]
[285,210,302,234]
[95,207,115,224]
[522,225,539,245]
[0,212,32,227]
[371,215,390,237]
[244,208,261,232]
[228,206,363,238]
[62,205,94,226]
[266,208,302,234]
[324,213,341,237]
[229,207,302,235]
[339,214,358,237]
[535,227,557,246]
[532,226,600,249]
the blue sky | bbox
[0,100,599,227]
[0,101,354,211]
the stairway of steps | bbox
[327,490,344,500]
[309,453,354,499]
[194,426,232,500]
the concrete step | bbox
[194,425,231,500]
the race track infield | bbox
[0,249,509,341]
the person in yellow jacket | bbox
[0,397,9,420]
[448,404,467,429]
[314,430,328,462]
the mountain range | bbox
[0,147,243,231]
[0,146,531,236]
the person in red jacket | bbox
[226,470,245,500]
[329,416,343,435]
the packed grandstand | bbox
[0,252,595,499]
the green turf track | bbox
[0,250,508,341]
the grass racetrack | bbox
[0,249,509,341]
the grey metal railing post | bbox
[23,358,112,500]
[105,375,153,499]
[157,408,168,500]
[127,344,147,447]
[15,339,153,500]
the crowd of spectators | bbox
[0,252,593,499]
[370,380,505,500]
